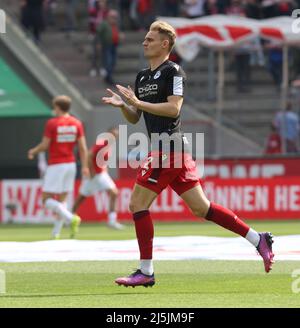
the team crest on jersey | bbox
[154,71,161,79]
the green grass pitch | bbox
[0,220,299,308]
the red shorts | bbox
[136,151,200,195]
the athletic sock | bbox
[52,201,67,237]
[245,228,260,247]
[45,198,73,223]
[133,210,154,266]
[108,211,117,224]
[139,260,154,276]
[52,218,64,237]
[205,202,250,237]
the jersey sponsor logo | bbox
[138,84,159,98]
[173,76,183,96]
[56,125,77,143]
[153,71,161,79]
[57,125,77,134]
[57,134,77,143]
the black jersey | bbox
[134,60,186,138]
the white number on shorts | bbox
[143,156,154,171]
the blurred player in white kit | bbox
[72,127,124,230]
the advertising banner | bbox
[1,178,300,223]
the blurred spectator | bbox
[226,0,245,16]
[261,0,278,18]
[88,0,109,34]
[183,0,205,18]
[265,40,283,89]
[291,76,300,118]
[249,37,265,67]
[204,0,221,15]
[127,0,152,31]
[245,0,262,19]
[277,0,296,16]
[227,0,252,92]
[136,0,154,30]
[264,124,282,154]
[89,0,110,77]
[261,0,295,18]
[119,0,135,30]
[215,0,231,14]
[292,48,300,80]
[44,0,57,27]
[161,0,181,17]
[63,0,79,31]
[234,44,252,92]
[21,0,45,44]
[245,0,265,67]
[274,101,300,153]
[96,10,124,85]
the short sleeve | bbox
[44,120,54,139]
[165,65,186,98]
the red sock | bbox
[133,210,154,259]
[205,202,250,237]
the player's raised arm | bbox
[77,136,89,178]
[28,136,50,160]
[102,88,142,124]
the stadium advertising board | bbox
[1,178,300,223]
[119,157,300,179]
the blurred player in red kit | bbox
[102,21,274,287]
[72,127,124,230]
[28,95,89,239]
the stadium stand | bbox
[2,0,292,159]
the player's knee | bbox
[129,200,144,214]
[192,207,207,219]
[42,195,50,205]
[111,188,119,197]
[128,201,136,213]
[108,188,118,199]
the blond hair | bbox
[53,95,72,112]
[150,21,176,52]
